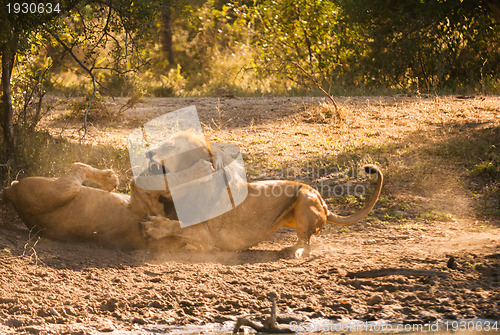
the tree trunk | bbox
[0,0,17,155]
[161,4,175,66]
[1,45,16,152]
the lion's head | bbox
[132,131,215,220]
[146,130,212,175]
[132,131,248,226]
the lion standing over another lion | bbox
[3,132,383,257]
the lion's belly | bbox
[208,181,300,251]
[36,187,145,248]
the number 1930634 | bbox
[6,2,61,14]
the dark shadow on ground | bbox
[0,214,297,270]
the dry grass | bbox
[8,95,499,222]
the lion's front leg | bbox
[140,215,215,252]
[141,215,183,239]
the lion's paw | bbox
[280,245,311,259]
[294,248,306,258]
[140,215,181,240]
[140,219,158,241]
[100,170,119,191]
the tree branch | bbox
[44,26,98,138]
[289,61,341,119]
[233,292,294,334]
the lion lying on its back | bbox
[3,132,383,256]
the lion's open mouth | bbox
[148,160,165,174]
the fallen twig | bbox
[233,292,294,334]
[21,227,45,265]
[346,268,448,278]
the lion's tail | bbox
[325,165,383,226]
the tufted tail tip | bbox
[363,164,379,175]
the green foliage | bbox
[141,64,187,97]
[431,127,499,174]
[1,0,163,143]
[11,38,52,130]
[169,0,254,93]
[47,1,157,91]
[99,72,137,97]
[11,0,497,99]
[248,0,500,93]
[471,161,499,182]
[417,210,453,222]
[342,0,500,92]
[252,0,352,89]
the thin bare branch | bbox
[233,292,294,334]
[44,26,98,138]
[290,61,340,117]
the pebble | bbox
[367,295,383,306]
[98,322,115,332]
[419,311,437,322]
[48,307,60,317]
[6,318,23,327]
[447,256,457,269]
[131,317,146,325]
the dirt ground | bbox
[0,96,499,334]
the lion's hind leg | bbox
[44,162,118,205]
[286,187,328,258]
[7,163,118,214]
[66,162,119,191]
